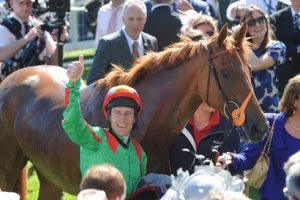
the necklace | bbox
[289,118,300,131]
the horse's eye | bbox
[221,69,230,79]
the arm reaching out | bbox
[248,50,275,71]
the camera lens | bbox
[48,0,70,15]
[55,0,65,9]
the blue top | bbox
[252,41,286,113]
[232,112,300,200]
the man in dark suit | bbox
[87,0,157,85]
[143,0,182,51]
[270,0,300,95]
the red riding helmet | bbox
[103,85,142,117]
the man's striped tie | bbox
[132,41,140,63]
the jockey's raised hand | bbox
[67,55,84,82]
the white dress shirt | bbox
[123,28,144,57]
[95,2,124,47]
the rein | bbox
[206,46,252,127]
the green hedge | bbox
[64,49,95,63]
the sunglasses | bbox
[246,16,267,27]
[205,31,214,37]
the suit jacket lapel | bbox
[119,30,134,62]
[141,32,150,55]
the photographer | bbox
[0,0,68,79]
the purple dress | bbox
[231,112,300,200]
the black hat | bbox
[106,97,140,111]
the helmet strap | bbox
[130,111,139,133]
[107,109,112,129]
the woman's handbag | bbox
[245,115,278,189]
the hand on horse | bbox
[67,55,84,82]
[216,152,233,169]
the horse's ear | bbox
[217,23,228,47]
[234,22,248,46]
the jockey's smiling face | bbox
[109,107,135,137]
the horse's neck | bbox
[135,60,206,140]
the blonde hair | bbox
[279,75,300,116]
[192,14,218,33]
[181,13,218,40]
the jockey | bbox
[62,55,147,198]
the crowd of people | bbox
[0,0,300,200]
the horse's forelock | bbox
[222,35,252,79]
[219,35,251,64]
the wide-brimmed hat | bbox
[161,165,245,200]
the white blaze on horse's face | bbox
[109,107,135,137]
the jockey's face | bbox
[109,107,135,137]
[9,0,33,22]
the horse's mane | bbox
[97,34,250,89]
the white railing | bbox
[64,6,95,51]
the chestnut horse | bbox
[0,24,268,199]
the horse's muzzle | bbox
[240,120,268,143]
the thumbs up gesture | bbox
[67,55,84,82]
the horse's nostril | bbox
[250,125,265,142]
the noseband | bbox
[206,46,252,127]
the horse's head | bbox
[200,23,268,142]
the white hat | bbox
[0,191,20,200]
[161,165,245,200]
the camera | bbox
[48,0,70,17]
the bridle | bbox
[206,46,252,127]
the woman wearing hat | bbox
[62,55,147,198]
